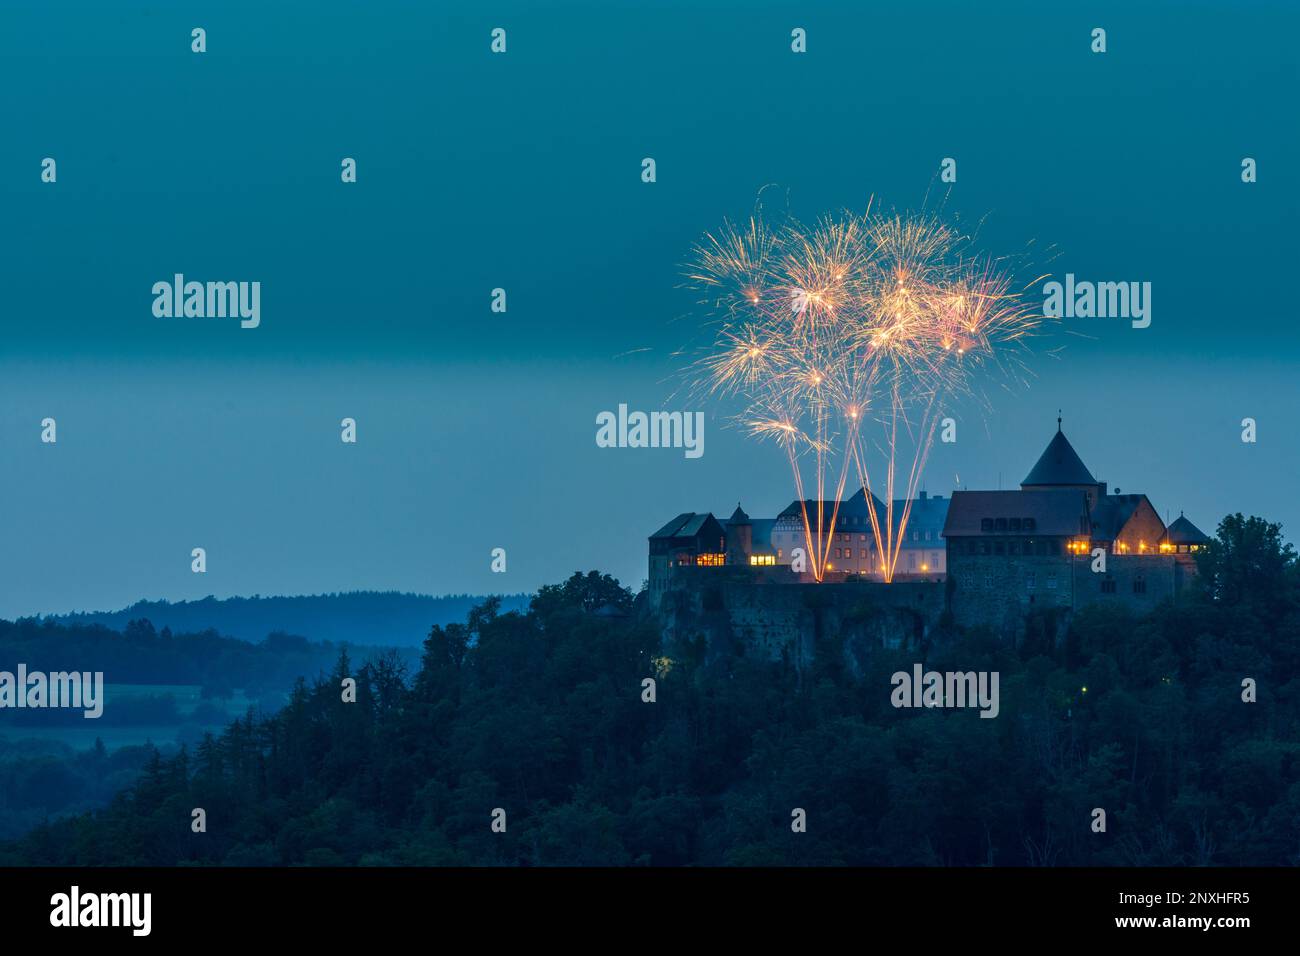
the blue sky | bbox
[1,0,1296,617]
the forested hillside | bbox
[5,515,1297,866]
[45,591,530,647]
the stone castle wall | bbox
[647,551,1195,660]
[947,551,1180,636]
[649,565,944,665]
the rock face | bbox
[644,566,946,668]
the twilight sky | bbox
[2,0,1296,618]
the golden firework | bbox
[685,203,1039,581]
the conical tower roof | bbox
[1022,426,1096,487]
[1165,513,1209,545]
[728,503,751,525]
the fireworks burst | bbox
[684,203,1039,582]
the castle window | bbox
[1009,518,1021,532]
[981,518,993,532]
[1046,573,1058,590]
[980,541,991,556]
[1024,518,1036,531]
[984,572,994,588]
[1026,572,1036,591]
[777,548,783,558]
[912,531,919,541]
[995,518,1007,532]
[994,541,1005,555]
[1101,577,1116,594]
[1008,541,1020,555]
[1133,576,1147,595]
[924,530,931,540]
[908,553,917,570]
[860,549,867,559]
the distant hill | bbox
[41,591,530,647]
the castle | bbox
[647,419,1210,631]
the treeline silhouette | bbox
[4,515,1297,866]
[0,617,420,706]
[44,591,531,647]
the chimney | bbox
[920,490,928,501]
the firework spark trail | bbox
[684,203,1038,582]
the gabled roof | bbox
[943,489,1090,537]
[1166,514,1210,545]
[842,487,889,516]
[728,504,751,525]
[779,488,886,522]
[676,513,714,538]
[1022,429,1097,487]
[1088,493,1152,541]
[650,513,696,539]
[649,512,720,540]
[888,494,949,535]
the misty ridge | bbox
[38,591,531,648]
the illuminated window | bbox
[749,554,775,566]
[695,553,725,567]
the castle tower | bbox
[1021,415,1105,511]
[726,503,753,565]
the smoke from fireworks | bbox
[684,202,1039,582]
